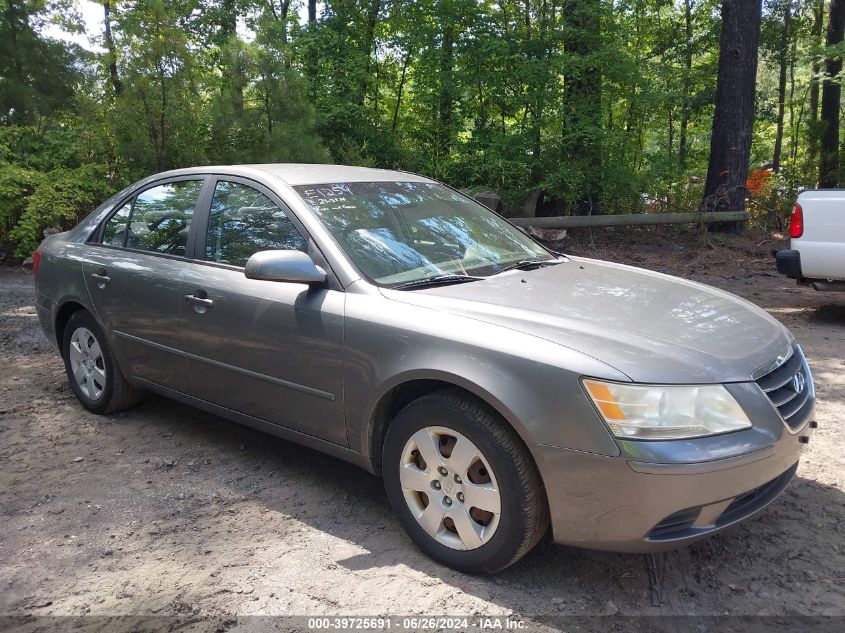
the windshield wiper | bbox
[494,259,563,275]
[391,274,484,291]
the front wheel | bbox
[61,310,139,414]
[383,389,549,573]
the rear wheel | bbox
[61,310,139,414]
[383,389,549,573]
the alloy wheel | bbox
[399,426,501,550]
[68,327,107,401]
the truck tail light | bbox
[32,250,42,274]
[789,203,804,238]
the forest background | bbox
[1,0,841,258]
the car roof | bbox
[150,164,434,187]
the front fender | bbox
[343,292,624,463]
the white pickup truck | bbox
[775,189,845,291]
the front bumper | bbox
[536,382,815,553]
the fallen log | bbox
[510,210,749,229]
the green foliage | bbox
[0,0,81,124]
[0,0,836,259]
[0,164,42,239]
[10,164,113,257]
[0,118,125,255]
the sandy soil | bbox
[1,229,844,628]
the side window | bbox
[206,180,308,267]
[102,202,132,246]
[126,180,203,256]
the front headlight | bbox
[582,379,752,440]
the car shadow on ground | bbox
[809,303,845,326]
[111,392,845,619]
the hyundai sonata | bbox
[34,164,816,573]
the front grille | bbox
[754,346,813,431]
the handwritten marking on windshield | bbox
[301,184,353,206]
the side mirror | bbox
[244,250,327,285]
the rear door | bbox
[179,177,347,445]
[82,177,209,392]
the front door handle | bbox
[185,293,213,308]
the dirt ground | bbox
[1,228,844,628]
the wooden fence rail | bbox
[509,210,749,229]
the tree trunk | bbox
[357,0,381,107]
[788,38,797,167]
[437,17,455,162]
[701,0,762,215]
[273,0,292,42]
[772,1,791,172]
[819,0,845,187]
[102,1,122,97]
[230,44,245,115]
[668,109,674,158]
[218,0,244,114]
[305,0,318,94]
[157,56,167,169]
[562,0,602,215]
[392,51,411,132]
[261,69,273,136]
[807,0,824,167]
[679,0,693,166]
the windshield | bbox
[293,181,554,286]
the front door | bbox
[179,178,347,445]
[82,178,207,392]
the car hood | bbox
[381,256,792,384]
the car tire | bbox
[61,310,139,414]
[383,388,549,574]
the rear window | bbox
[102,202,132,247]
[102,180,204,256]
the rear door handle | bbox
[185,294,213,307]
[90,269,110,285]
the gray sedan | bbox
[34,164,816,573]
